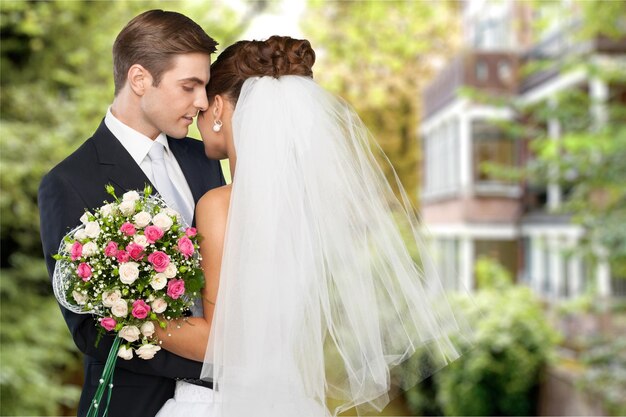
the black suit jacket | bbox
[38,120,225,417]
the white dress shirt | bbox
[104,108,194,216]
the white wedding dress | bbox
[155,380,218,417]
[155,301,219,417]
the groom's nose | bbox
[194,90,209,112]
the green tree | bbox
[517,78,626,277]
[481,0,626,279]
[304,0,461,205]
[0,1,255,414]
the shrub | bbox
[578,336,626,416]
[404,257,559,416]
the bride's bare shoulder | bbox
[196,185,231,218]
[196,184,231,213]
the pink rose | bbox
[125,243,145,261]
[177,236,195,258]
[100,317,117,331]
[144,225,164,244]
[104,241,118,258]
[131,299,151,319]
[167,279,185,299]
[120,222,136,236]
[70,241,83,261]
[148,251,170,273]
[116,250,130,263]
[185,227,197,238]
[77,263,92,281]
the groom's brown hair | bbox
[113,9,218,95]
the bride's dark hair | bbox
[206,35,315,104]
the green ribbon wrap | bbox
[86,336,122,417]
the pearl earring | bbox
[212,119,223,132]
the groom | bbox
[38,10,224,417]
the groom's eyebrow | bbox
[179,77,207,85]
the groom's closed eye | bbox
[178,77,207,92]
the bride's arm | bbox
[154,186,230,361]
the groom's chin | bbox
[166,129,189,139]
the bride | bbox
[155,36,472,417]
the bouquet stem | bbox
[86,336,122,417]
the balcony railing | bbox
[423,18,626,119]
[519,19,626,93]
[422,51,519,120]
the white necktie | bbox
[148,142,192,226]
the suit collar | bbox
[93,119,206,206]
[104,108,156,166]
[92,120,154,193]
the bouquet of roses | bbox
[52,185,204,415]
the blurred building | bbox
[419,0,626,300]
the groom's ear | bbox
[127,64,149,96]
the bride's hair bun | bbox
[237,36,315,78]
[206,36,316,104]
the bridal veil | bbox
[201,75,473,416]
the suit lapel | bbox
[92,120,205,216]
[92,120,155,194]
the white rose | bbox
[164,263,177,279]
[151,298,168,314]
[100,203,117,217]
[119,200,136,216]
[117,345,134,360]
[152,212,173,231]
[164,207,181,219]
[119,262,140,285]
[74,229,87,241]
[136,343,161,360]
[150,273,168,290]
[72,290,88,305]
[80,212,92,225]
[122,190,141,202]
[133,212,152,228]
[102,289,122,308]
[111,299,128,317]
[64,241,74,253]
[82,241,98,257]
[84,221,101,239]
[119,325,141,343]
[140,322,155,338]
[133,234,149,248]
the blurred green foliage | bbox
[475,254,515,290]
[405,257,559,416]
[0,1,255,414]
[305,0,461,205]
[480,0,626,278]
[578,336,626,416]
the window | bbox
[476,60,489,82]
[498,61,512,82]
[423,118,461,197]
[434,238,460,291]
[522,237,532,284]
[472,120,517,184]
